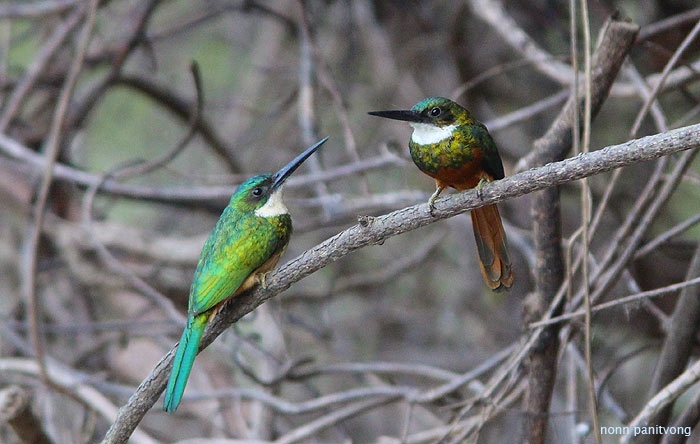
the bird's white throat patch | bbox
[410,122,457,145]
[255,188,289,218]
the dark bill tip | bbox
[271,136,328,190]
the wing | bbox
[472,124,505,180]
[187,209,287,316]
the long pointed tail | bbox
[164,314,207,413]
[470,204,513,291]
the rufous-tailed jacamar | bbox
[369,97,513,290]
[163,137,328,413]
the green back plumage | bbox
[163,137,327,413]
[164,174,292,413]
[189,199,291,316]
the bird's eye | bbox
[430,107,441,117]
[252,187,263,197]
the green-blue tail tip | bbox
[163,315,206,413]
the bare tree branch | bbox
[102,122,700,444]
[623,358,700,443]
[522,13,639,444]
[0,133,404,204]
[637,244,700,444]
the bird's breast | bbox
[409,136,485,189]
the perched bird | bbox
[369,97,513,290]
[163,137,328,413]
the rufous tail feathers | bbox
[470,204,513,291]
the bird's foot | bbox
[475,178,489,200]
[427,186,444,217]
[256,272,270,289]
[428,197,437,216]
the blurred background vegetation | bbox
[1,1,700,443]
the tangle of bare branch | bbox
[102,122,700,444]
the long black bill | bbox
[368,109,427,123]
[271,136,328,191]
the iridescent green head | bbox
[368,97,476,128]
[369,97,480,146]
[229,137,328,218]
